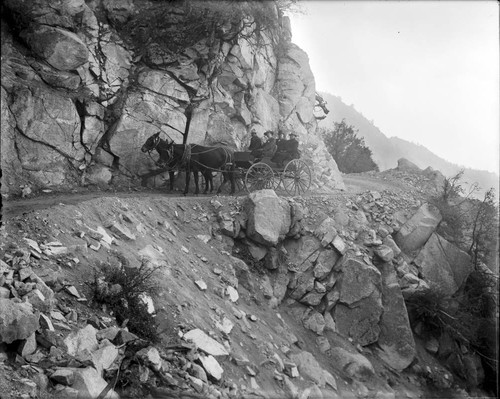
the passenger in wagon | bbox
[272,132,300,166]
[276,131,286,150]
[251,130,277,159]
[248,129,262,152]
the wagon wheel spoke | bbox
[282,176,300,196]
[245,163,274,193]
[282,160,311,196]
[296,177,308,194]
[268,172,279,190]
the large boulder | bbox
[289,351,337,389]
[313,249,340,280]
[244,190,291,246]
[302,309,326,335]
[70,367,119,399]
[0,299,39,344]
[334,297,382,347]
[183,328,229,357]
[329,347,375,381]
[313,217,338,247]
[376,263,416,370]
[21,26,89,71]
[337,257,381,306]
[283,235,322,272]
[333,257,383,345]
[396,158,421,172]
[413,233,473,296]
[394,203,442,254]
[423,167,446,190]
[64,325,99,360]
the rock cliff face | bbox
[0,0,344,195]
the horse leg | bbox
[184,167,191,195]
[203,170,210,194]
[217,166,235,195]
[217,171,227,194]
[169,171,175,191]
[209,172,214,193]
[193,169,200,195]
[229,164,236,194]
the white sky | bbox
[287,1,499,174]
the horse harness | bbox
[144,137,178,170]
[147,138,233,173]
[186,145,234,173]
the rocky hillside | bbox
[1,167,497,399]
[318,93,499,198]
[1,1,497,398]
[1,0,344,198]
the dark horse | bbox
[141,132,235,195]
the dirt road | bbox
[342,173,407,194]
[1,189,199,219]
[1,173,407,220]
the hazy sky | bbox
[288,1,499,174]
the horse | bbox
[141,132,235,195]
[141,133,214,193]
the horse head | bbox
[141,132,161,153]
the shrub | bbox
[430,171,498,269]
[122,0,300,56]
[406,291,481,345]
[321,120,379,173]
[406,271,498,396]
[89,260,162,343]
[424,171,498,394]
[429,171,469,245]
[467,188,498,269]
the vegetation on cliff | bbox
[409,171,500,395]
[321,119,379,173]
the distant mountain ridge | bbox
[318,92,499,197]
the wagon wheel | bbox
[281,159,311,196]
[245,163,275,193]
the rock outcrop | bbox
[396,158,421,172]
[244,190,291,246]
[0,184,487,398]
[413,233,473,296]
[1,0,344,196]
[334,257,383,346]
[394,203,442,254]
[376,262,416,370]
[0,299,39,343]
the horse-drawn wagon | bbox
[141,132,311,196]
